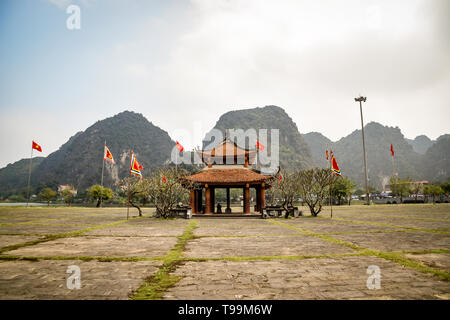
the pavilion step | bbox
[192,213,261,218]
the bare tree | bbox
[146,167,191,218]
[273,169,298,213]
[297,168,336,216]
[118,177,147,216]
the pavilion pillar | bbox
[205,184,212,214]
[244,184,250,214]
[196,189,203,213]
[256,186,261,212]
[226,187,231,213]
[261,185,266,211]
[190,190,196,213]
[211,187,215,213]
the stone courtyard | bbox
[0,204,449,300]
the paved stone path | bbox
[0,204,449,299]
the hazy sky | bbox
[1,0,449,168]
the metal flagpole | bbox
[329,152,333,218]
[355,96,370,205]
[127,150,131,220]
[26,145,33,207]
[392,153,395,177]
[100,140,105,207]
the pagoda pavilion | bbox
[183,139,274,214]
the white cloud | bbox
[1,0,449,167]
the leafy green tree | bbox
[410,181,423,201]
[331,176,356,205]
[60,186,76,206]
[8,194,26,202]
[368,185,380,194]
[88,185,114,207]
[390,176,412,203]
[39,188,57,206]
[423,185,444,203]
[441,181,450,195]
[297,168,336,216]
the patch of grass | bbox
[181,252,365,262]
[0,232,54,237]
[362,250,450,281]
[400,249,450,255]
[317,230,408,236]
[0,254,164,262]
[131,220,197,300]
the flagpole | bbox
[127,150,131,220]
[100,140,105,208]
[26,145,33,207]
[329,153,333,219]
[392,154,395,177]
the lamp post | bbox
[355,96,370,205]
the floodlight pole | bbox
[355,96,370,205]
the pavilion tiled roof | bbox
[184,168,273,184]
[200,141,256,157]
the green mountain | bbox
[406,135,434,155]
[421,137,450,182]
[0,157,45,196]
[1,108,447,195]
[304,123,449,189]
[1,111,175,194]
[203,105,315,170]
[302,132,334,168]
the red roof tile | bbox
[185,168,273,185]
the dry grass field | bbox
[0,204,449,300]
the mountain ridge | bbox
[1,108,448,196]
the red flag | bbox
[162,175,167,183]
[390,144,394,157]
[32,141,42,152]
[326,149,329,160]
[176,141,184,152]
[331,153,342,177]
[279,173,283,181]
[130,151,143,179]
[256,140,265,151]
[104,144,115,164]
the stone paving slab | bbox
[184,235,355,258]
[164,256,450,300]
[82,226,184,237]
[281,218,353,225]
[0,225,89,235]
[331,216,450,230]
[194,225,300,236]
[330,232,450,252]
[195,219,269,227]
[291,221,399,234]
[404,253,450,271]
[335,212,450,220]
[6,236,176,258]
[123,219,189,227]
[0,235,45,248]
[0,259,161,300]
